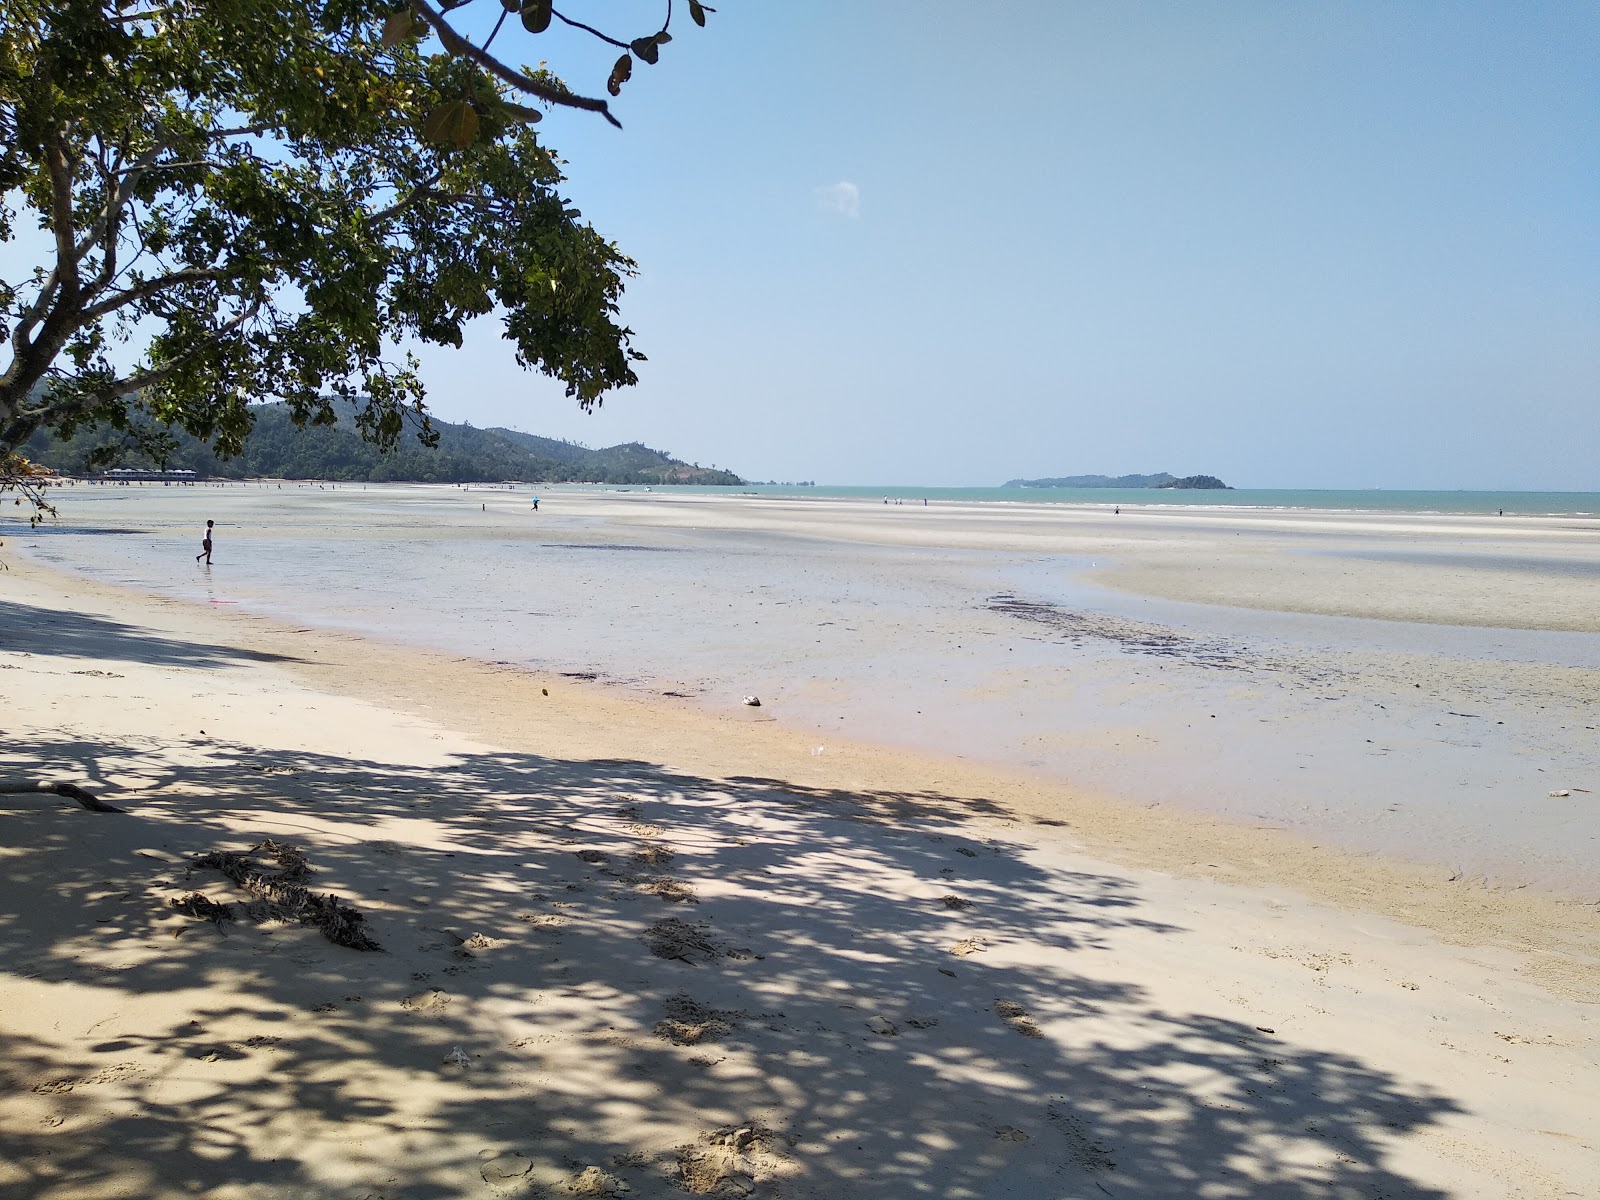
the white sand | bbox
[2,541,1598,1199]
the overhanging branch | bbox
[410,0,622,129]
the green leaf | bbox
[380,8,416,47]
[423,100,480,148]
[630,37,659,65]
[688,0,706,26]
[606,53,632,96]
[520,0,552,34]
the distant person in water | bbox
[196,519,214,564]
[531,496,539,510]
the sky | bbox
[404,0,1593,490]
[8,2,1597,488]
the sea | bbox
[685,485,1600,515]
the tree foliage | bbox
[0,0,705,477]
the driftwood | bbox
[0,779,123,813]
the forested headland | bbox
[23,402,744,486]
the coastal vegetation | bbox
[22,402,742,485]
[1160,475,1231,490]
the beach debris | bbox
[576,848,611,864]
[187,839,381,951]
[866,1015,899,1037]
[443,1045,472,1069]
[938,967,957,977]
[742,695,761,707]
[646,917,721,964]
[995,1126,1031,1143]
[905,1015,940,1029]
[995,999,1044,1038]
[949,937,987,957]
[955,846,978,858]
[170,891,235,927]
[0,777,123,812]
[654,993,741,1045]
[940,894,973,910]
[631,843,675,865]
[1548,790,1571,798]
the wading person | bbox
[196,519,214,564]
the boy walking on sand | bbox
[196,519,214,564]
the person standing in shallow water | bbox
[196,519,214,564]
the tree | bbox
[0,0,713,481]
[0,0,712,809]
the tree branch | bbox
[80,266,232,325]
[0,779,124,813]
[368,168,444,224]
[409,0,622,128]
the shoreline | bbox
[3,550,1599,1197]
[7,548,1598,989]
[11,486,1600,896]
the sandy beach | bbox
[3,491,1599,1198]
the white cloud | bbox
[814,180,861,219]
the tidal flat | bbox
[17,484,1599,895]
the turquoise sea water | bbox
[607,484,1600,516]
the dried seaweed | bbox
[188,839,381,951]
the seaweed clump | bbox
[186,839,381,951]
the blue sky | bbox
[417,1,1595,489]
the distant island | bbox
[23,401,744,486]
[1004,472,1231,490]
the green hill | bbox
[22,402,744,486]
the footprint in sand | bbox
[995,999,1044,1038]
[677,1125,792,1196]
[637,875,697,904]
[1047,1102,1117,1173]
[655,994,742,1045]
[646,918,724,964]
[401,988,451,1016]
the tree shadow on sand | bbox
[0,732,1461,1199]
[0,599,306,669]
